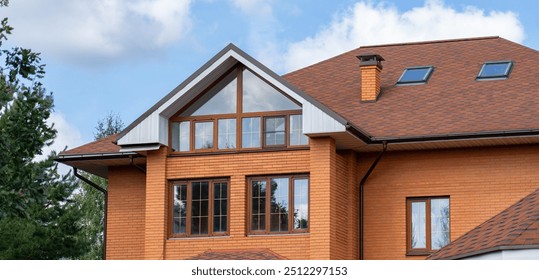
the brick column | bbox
[144,146,168,259]
[309,137,336,259]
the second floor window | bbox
[170,66,308,153]
[249,175,309,235]
[407,197,450,255]
[170,179,229,238]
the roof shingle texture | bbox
[428,188,539,260]
[186,249,286,260]
[283,37,539,139]
[59,134,119,155]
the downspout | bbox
[74,167,108,260]
[359,141,387,260]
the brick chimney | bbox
[357,53,384,102]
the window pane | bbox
[411,201,426,249]
[218,119,236,149]
[242,117,260,148]
[398,67,433,84]
[183,73,237,116]
[195,122,213,149]
[293,178,309,230]
[251,180,266,231]
[171,121,191,152]
[431,198,450,250]
[478,62,512,78]
[213,182,228,233]
[290,115,308,146]
[191,181,209,235]
[242,69,301,113]
[270,178,289,232]
[173,184,187,234]
[265,117,285,146]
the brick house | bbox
[57,36,539,260]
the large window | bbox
[170,179,229,238]
[249,175,309,234]
[406,197,450,254]
[170,66,308,153]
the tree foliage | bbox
[0,1,87,259]
[75,112,123,259]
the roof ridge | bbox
[359,36,500,49]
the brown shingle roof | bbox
[428,188,539,260]
[186,249,286,260]
[283,37,539,139]
[59,134,120,156]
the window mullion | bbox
[265,178,271,234]
[289,177,294,232]
[426,199,432,252]
[186,182,192,237]
[208,180,214,236]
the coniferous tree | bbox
[0,1,87,259]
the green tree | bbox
[0,0,88,259]
[75,112,123,260]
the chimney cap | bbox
[357,53,385,68]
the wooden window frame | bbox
[406,196,450,255]
[168,65,308,154]
[169,178,230,238]
[247,174,310,235]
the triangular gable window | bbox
[242,69,300,113]
[171,66,307,153]
[181,71,237,116]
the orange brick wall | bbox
[361,145,539,260]
[360,65,381,101]
[164,149,312,259]
[106,165,146,259]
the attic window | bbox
[397,66,434,85]
[477,61,513,80]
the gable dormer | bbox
[116,44,348,153]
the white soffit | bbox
[117,46,347,147]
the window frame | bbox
[476,60,513,80]
[169,65,308,154]
[397,66,434,85]
[247,174,310,235]
[169,178,230,238]
[406,196,450,255]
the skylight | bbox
[477,61,513,80]
[397,66,434,85]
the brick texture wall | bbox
[360,65,381,102]
[165,149,312,259]
[361,145,539,260]
[106,165,146,259]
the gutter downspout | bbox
[74,167,108,260]
[359,141,387,260]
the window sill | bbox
[406,251,433,256]
[168,235,230,240]
[247,233,310,237]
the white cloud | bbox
[282,0,525,72]
[36,112,84,175]
[229,0,282,70]
[4,0,192,66]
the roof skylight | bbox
[397,66,434,85]
[477,61,513,80]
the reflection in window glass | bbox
[290,115,308,146]
[195,122,213,149]
[477,61,512,79]
[411,202,426,249]
[251,180,266,231]
[173,184,187,234]
[218,119,236,149]
[265,117,286,146]
[242,117,260,148]
[293,178,309,230]
[270,178,289,232]
[191,181,209,235]
[242,69,301,113]
[187,75,237,116]
[431,198,450,250]
[213,182,228,233]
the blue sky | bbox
[3,0,538,156]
